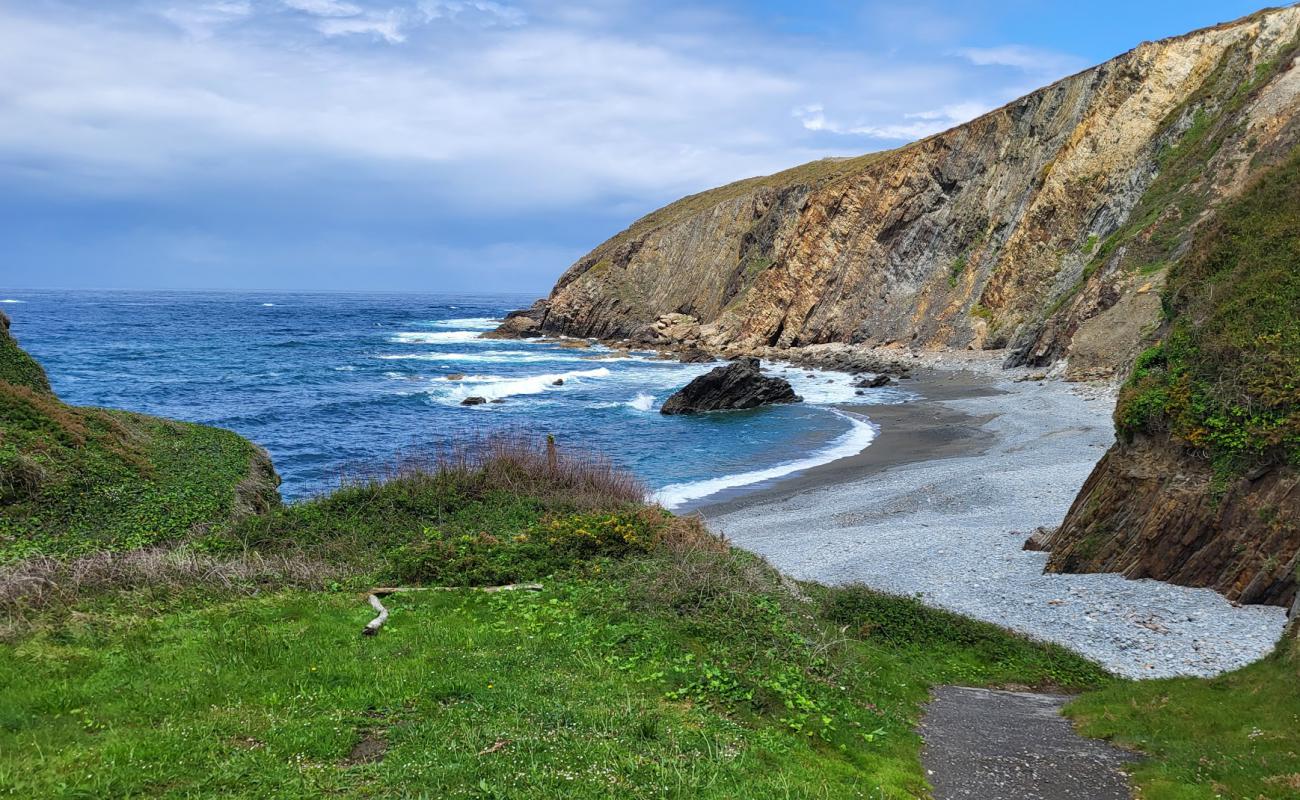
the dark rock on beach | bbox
[660,358,800,415]
[461,396,487,406]
[854,374,892,388]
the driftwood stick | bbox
[371,583,543,598]
[360,583,543,637]
[361,593,388,637]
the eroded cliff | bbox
[505,6,1300,383]
[1047,142,1300,606]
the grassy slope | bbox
[1116,140,1300,477]
[0,328,277,562]
[0,455,1109,798]
[1067,636,1300,800]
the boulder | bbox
[461,396,487,406]
[1022,527,1056,552]
[485,312,542,339]
[552,378,564,386]
[854,374,892,388]
[660,358,801,415]
[446,373,465,381]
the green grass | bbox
[0,363,275,563]
[0,322,50,394]
[0,553,1109,799]
[1067,637,1300,799]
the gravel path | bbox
[708,379,1289,678]
[919,686,1135,799]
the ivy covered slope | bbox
[1047,147,1300,605]
[0,311,280,561]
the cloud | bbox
[160,1,252,39]
[282,0,364,17]
[794,101,993,141]
[316,10,408,41]
[954,45,1086,77]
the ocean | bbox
[0,290,911,509]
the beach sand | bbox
[699,369,1288,679]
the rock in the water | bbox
[461,396,487,406]
[552,378,564,386]
[446,373,465,381]
[679,347,716,364]
[485,312,542,339]
[660,358,801,415]
[854,374,891,388]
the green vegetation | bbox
[1,435,1113,798]
[947,255,968,288]
[1116,147,1300,476]
[0,317,50,394]
[1068,636,1300,800]
[0,324,275,563]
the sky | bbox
[0,0,1276,293]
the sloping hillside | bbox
[0,311,280,560]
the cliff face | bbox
[1047,136,1300,606]
[509,6,1300,382]
[1048,439,1299,605]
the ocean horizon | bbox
[1,289,909,509]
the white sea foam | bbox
[441,367,612,403]
[591,392,657,411]
[261,303,276,307]
[430,317,500,330]
[629,392,655,411]
[377,350,610,364]
[390,331,487,344]
[0,299,24,304]
[652,411,877,510]
[333,365,357,372]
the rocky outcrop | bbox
[497,7,1300,383]
[1046,133,1300,607]
[1047,437,1299,606]
[660,358,800,415]
[1,315,282,558]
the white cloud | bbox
[160,1,252,39]
[795,101,993,140]
[954,45,1086,77]
[316,10,408,41]
[282,0,363,17]
[418,1,526,26]
[0,2,1086,211]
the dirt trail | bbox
[919,686,1134,799]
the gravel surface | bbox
[708,379,1289,679]
[920,686,1135,799]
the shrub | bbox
[1114,147,1300,475]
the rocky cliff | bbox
[1047,142,1300,607]
[498,6,1300,608]
[503,6,1300,383]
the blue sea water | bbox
[0,290,911,508]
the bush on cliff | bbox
[1117,147,1300,477]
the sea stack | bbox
[660,358,800,415]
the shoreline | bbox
[700,369,1289,679]
[686,368,1004,517]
